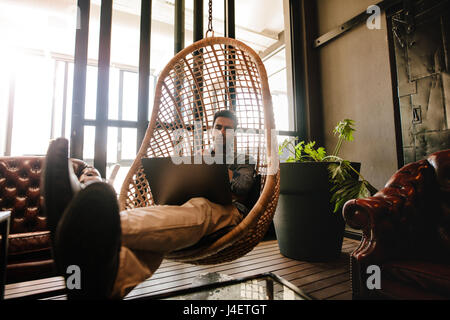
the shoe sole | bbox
[42,138,73,241]
[55,182,121,299]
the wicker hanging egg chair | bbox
[118,35,280,265]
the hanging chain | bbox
[206,0,214,37]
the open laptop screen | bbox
[141,157,232,206]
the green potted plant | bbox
[274,119,377,261]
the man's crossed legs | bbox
[42,138,242,299]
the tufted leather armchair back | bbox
[380,150,450,259]
[0,157,91,234]
[0,156,95,284]
[0,157,46,234]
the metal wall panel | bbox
[391,0,450,164]
[408,18,445,80]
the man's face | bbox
[212,116,236,152]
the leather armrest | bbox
[343,158,441,265]
[343,197,398,265]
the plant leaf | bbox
[330,177,378,213]
[331,179,361,213]
[279,137,300,160]
[317,147,327,161]
[334,119,356,142]
[328,162,352,185]
[300,141,327,162]
[365,180,378,195]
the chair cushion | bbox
[7,231,52,263]
[383,261,450,297]
[378,278,448,300]
[6,259,56,284]
[427,150,450,252]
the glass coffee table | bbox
[145,273,312,300]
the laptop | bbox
[141,156,233,206]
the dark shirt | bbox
[207,150,257,216]
[229,157,257,215]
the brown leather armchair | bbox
[343,149,450,300]
[0,156,100,284]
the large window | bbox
[82,65,156,191]
[1,0,295,192]
[0,59,11,156]
[235,0,295,158]
[265,48,290,132]
[0,0,78,156]
[0,0,156,191]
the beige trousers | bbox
[110,197,243,298]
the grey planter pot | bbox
[273,161,360,262]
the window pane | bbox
[278,135,297,163]
[110,1,141,67]
[52,61,66,139]
[84,65,98,120]
[106,163,126,194]
[149,75,155,120]
[120,128,137,160]
[0,0,78,155]
[107,127,118,164]
[272,93,290,132]
[65,62,74,139]
[107,127,137,193]
[265,48,291,132]
[122,71,138,121]
[82,126,120,164]
[83,125,95,165]
[87,1,101,62]
[0,0,77,155]
[0,1,77,56]
[11,55,54,156]
[108,67,120,120]
[48,60,73,141]
[0,70,9,156]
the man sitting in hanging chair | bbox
[42,110,258,299]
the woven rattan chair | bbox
[119,37,280,265]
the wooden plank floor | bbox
[4,238,360,300]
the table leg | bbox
[266,278,274,300]
[0,214,11,300]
